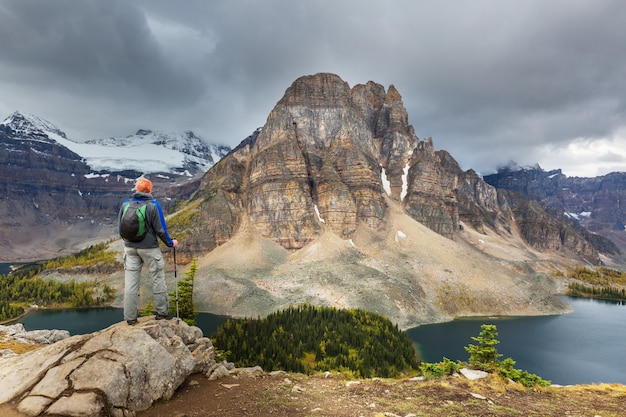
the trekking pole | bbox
[173,246,179,318]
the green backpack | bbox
[120,200,150,242]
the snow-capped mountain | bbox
[0,110,233,261]
[0,111,230,175]
[1,111,69,143]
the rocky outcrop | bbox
[0,318,216,417]
[0,324,69,354]
[248,73,387,247]
[181,74,448,249]
[403,140,460,238]
[184,74,412,251]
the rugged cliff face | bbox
[484,168,622,261]
[186,74,418,252]
[179,74,612,265]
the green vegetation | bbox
[568,282,626,302]
[568,266,626,285]
[212,304,420,378]
[213,308,548,388]
[465,323,502,372]
[165,201,201,241]
[42,241,122,273]
[0,300,24,322]
[168,205,199,228]
[0,243,117,321]
[169,257,197,325]
[420,324,551,388]
[567,267,626,302]
[419,357,461,377]
[140,297,155,318]
[139,257,198,325]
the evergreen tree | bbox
[464,324,502,371]
[170,257,197,325]
[141,297,155,317]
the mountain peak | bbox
[1,111,67,141]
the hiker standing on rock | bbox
[118,177,178,325]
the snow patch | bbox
[84,173,110,179]
[401,163,410,201]
[314,205,325,223]
[381,166,392,196]
[565,211,592,221]
[395,230,406,242]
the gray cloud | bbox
[1,0,625,177]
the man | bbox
[119,177,178,325]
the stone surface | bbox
[0,317,216,416]
[0,324,70,345]
[460,368,489,380]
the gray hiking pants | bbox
[123,246,169,321]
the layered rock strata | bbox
[180,73,611,265]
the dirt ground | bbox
[137,371,626,417]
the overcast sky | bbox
[1,0,625,177]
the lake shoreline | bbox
[2,294,577,329]
[8,296,626,384]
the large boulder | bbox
[0,317,215,417]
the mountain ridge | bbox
[1,111,230,175]
[484,165,626,260]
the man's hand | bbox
[172,239,179,248]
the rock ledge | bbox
[0,317,216,416]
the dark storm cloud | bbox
[0,1,206,101]
[1,0,626,177]
[0,0,209,138]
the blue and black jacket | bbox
[118,192,175,248]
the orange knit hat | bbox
[136,178,153,193]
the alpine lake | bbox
[4,287,622,386]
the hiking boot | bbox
[155,313,173,320]
[127,319,138,325]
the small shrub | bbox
[498,357,551,388]
[420,357,462,378]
